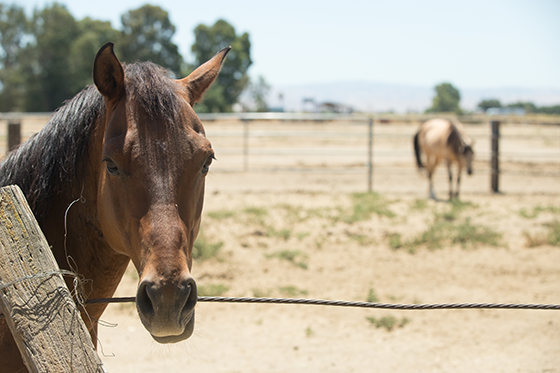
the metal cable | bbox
[84,296,560,311]
[3,296,558,320]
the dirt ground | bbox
[96,136,560,373]
[7,117,560,372]
[97,187,560,373]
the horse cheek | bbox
[97,174,130,258]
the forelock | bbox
[124,62,185,124]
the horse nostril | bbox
[137,281,155,317]
[183,278,197,315]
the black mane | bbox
[446,121,465,155]
[0,86,103,217]
[0,61,184,218]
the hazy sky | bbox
[15,0,560,90]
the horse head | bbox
[461,142,474,175]
[92,42,229,343]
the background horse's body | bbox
[413,118,474,200]
[0,43,229,372]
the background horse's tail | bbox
[413,132,423,168]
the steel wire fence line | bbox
[213,147,559,159]
[207,130,559,141]
[84,296,560,311]
[210,166,560,177]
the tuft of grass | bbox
[266,226,292,241]
[343,192,396,223]
[346,232,374,246]
[305,327,314,337]
[519,208,537,219]
[523,231,549,248]
[410,199,428,211]
[244,206,268,217]
[279,285,308,297]
[410,218,502,250]
[198,283,228,296]
[548,220,560,246]
[366,315,410,331]
[265,250,309,269]
[306,207,336,221]
[193,233,224,261]
[392,215,502,251]
[367,288,380,303]
[207,209,236,220]
[387,232,403,250]
[524,220,560,247]
[452,218,502,247]
[411,220,448,249]
[295,232,311,240]
[314,236,326,250]
[519,205,560,219]
[243,206,269,226]
[437,199,477,222]
[277,204,308,224]
[396,200,499,250]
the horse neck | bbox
[450,120,471,146]
[27,108,131,307]
[447,123,465,149]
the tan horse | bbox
[413,118,474,200]
[0,42,229,372]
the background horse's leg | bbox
[426,156,438,200]
[455,165,462,199]
[447,160,454,200]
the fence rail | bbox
[1,112,559,193]
[201,114,559,188]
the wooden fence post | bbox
[0,185,106,373]
[491,121,500,193]
[367,118,374,192]
[7,119,21,152]
[242,119,249,172]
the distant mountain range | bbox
[269,81,560,113]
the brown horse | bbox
[413,118,474,200]
[0,42,229,372]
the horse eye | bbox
[103,158,119,174]
[202,155,215,174]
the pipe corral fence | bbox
[0,112,559,195]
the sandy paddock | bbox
[95,120,559,373]
[4,117,560,372]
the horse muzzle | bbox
[136,274,197,343]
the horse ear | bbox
[93,42,125,100]
[180,46,231,106]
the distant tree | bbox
[119,5,182,76]
[0,4,28,111]
[506,101,537,114]
[189,19,252,112]
[425,82,462,114]
[246,75,270,112]
[69,17,119,93]
[538,105,560,115]
[477,99,502,112]
[22,3,79,111]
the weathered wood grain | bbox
[0,185,106,373]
